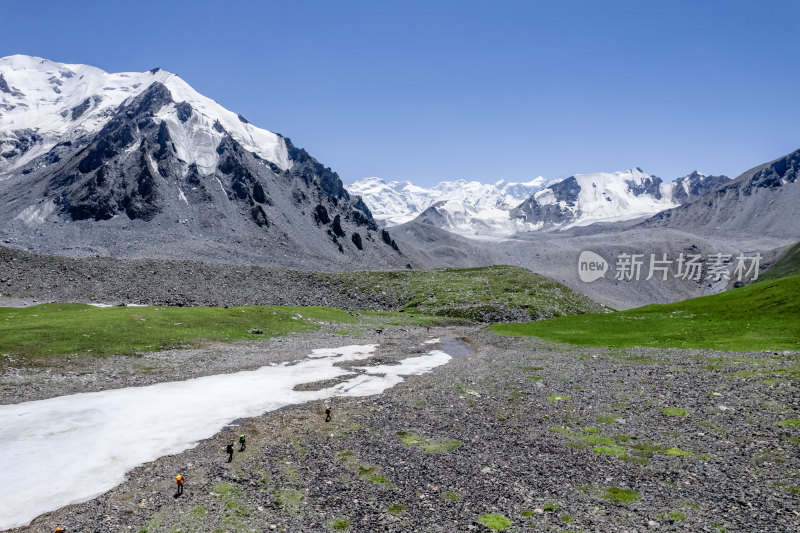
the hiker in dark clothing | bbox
[226,442,234,462]
[325,405,332,422]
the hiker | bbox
[226,442,234,462]
[325,404,332,422]
[54,528,66,533]
[175,474,184,495]
[239,434,246,451]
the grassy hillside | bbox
[491,275,800,351]
[760,241,800,281]
[329,265,606,321]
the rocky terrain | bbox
[0,245,403,310]
[3,326,798,532]
[644,148,800,239]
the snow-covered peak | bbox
[0,55,289,176]
[346,176,552,227]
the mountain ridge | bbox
[642,147,800,238]
[349,169,730,238]
[0,55,400,268]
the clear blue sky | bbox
[3,1,799,185]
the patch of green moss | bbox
[664,447,692,457]
[582,435,617,446]
[594,445,627,458]
[387,504,406,515]
[396,430,462,453]
[548,393,573,402]
[274,488,304,515]
[328,516,350,531]
[602,487,641,504]
[660,407,688,417]
[658,511,687,521]
[479,513,511,530]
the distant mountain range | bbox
[345,177,554,236]
[0,55,400,267]
[348,169,730,238]
[511,168,730,231]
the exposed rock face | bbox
[0,55,401,268]
[670,171,731,204]
[644,148,800,238]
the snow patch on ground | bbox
[13,199,56,225]
[0,344,451,529]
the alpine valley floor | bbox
[3,325,798,533]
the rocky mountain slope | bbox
[643,147,800,238]
[0,55,401,268]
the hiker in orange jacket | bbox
[176,474,184,495]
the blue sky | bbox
[3,1,799,186]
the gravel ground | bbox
[0,245,402,310]
[4,327,799,533]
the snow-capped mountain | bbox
[0,55,400,267]
[0,56,289,178]
[345,177,552,234]
[349,170,730,238]
[510,168,730,230]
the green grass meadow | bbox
[0,304,358,361]
[491,275,800,351]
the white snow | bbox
[0,344,451,529]
[178,187,188,205]
[530,168,683,229]
[348,169,718,237]
[13,199,56,225]
[0,54,290,180]
[214,175,227,195]
[346,176,553,237]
